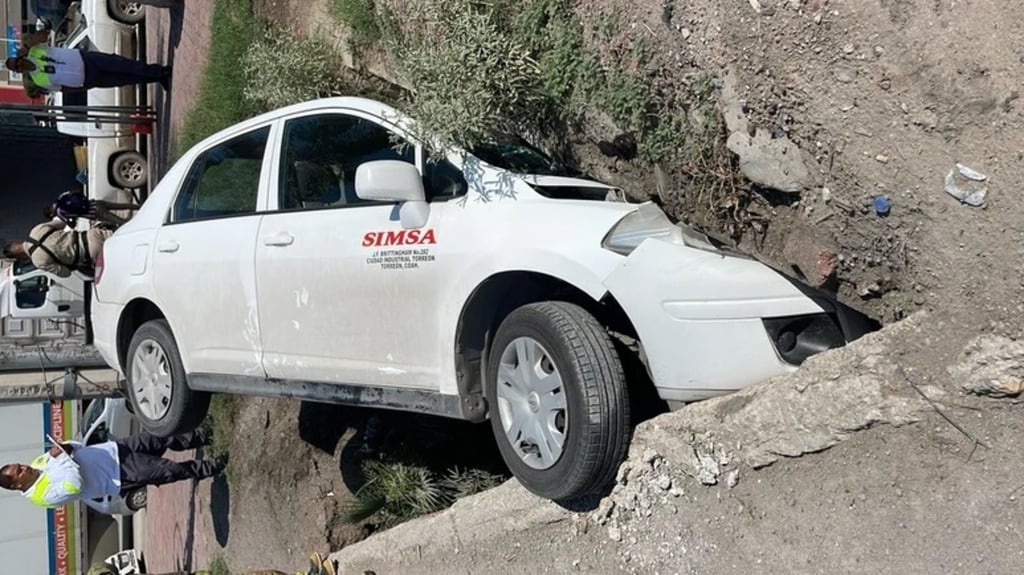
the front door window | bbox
[277,114,416,211]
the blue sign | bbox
[7,25,18,59]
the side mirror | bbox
[355,160,426,203]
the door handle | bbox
[263,232,294,247]
[157,241,179,253]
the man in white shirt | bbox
[4,29,171,95]
[0,428,225,513]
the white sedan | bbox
[89,96,873,501]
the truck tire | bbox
[108,0,146,24]
[111,151,148,189]
[485,301,631,502]
[126,319,210,437]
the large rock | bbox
[721,70,811,194]
[949,335,1024,397]
[330,314,942,573]
[329,480,568,573]
[726,129,811,194]
[622,312,931,475]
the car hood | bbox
[519,174,621,201]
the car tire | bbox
[107,0,146,24]
[111,151,148,189]
[126,319,211,437]
[126,488,147,511]
[485,301,630,502]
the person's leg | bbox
[117,428,212,456]
[80,49,170,89]
[119,451,224,488]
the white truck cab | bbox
[50,0,149,203]
[0,260,88,321]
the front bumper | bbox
[604,239,857,402]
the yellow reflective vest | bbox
[23,451,82,508]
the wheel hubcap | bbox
[120,161,144,183]
[122,2,143,15]
[130,340,173,421]
[496,337,568,470]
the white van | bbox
[50,0,149,205]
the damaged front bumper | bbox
[603,238,870,402]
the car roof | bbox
[191,96,408,151]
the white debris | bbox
[944,169,987,207]
[654,475,673,491]
[608,524,623,542]
[956,163,987,181]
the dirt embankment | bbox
[562,0,1024,324]
[328,312,1024,574]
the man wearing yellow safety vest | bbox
[0,429,226,514]
[4,29,171,97]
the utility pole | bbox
[0,367,122,404]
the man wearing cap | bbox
[46,188,140,228]
[5,29,171,97]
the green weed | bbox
[207,554,230,575]
[175,0,259,159]
[240,26,347,112]
[340,459,505,529]
[332,0,382,49]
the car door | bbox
[151,124,275,376]
[254,109,455,389]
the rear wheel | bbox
[485,301,630,502]
[126,320,210,437]
[108,0,146,24]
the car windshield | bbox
[467,134,582,178]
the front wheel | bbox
[126,319,210,437]
[486,301,631,502]
[126,488,147,511]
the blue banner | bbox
[7,25,18,59]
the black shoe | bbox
[212,453,229,475]
[196,453,229,479]
[194,425,214,446]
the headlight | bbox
[601,203,723,256]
